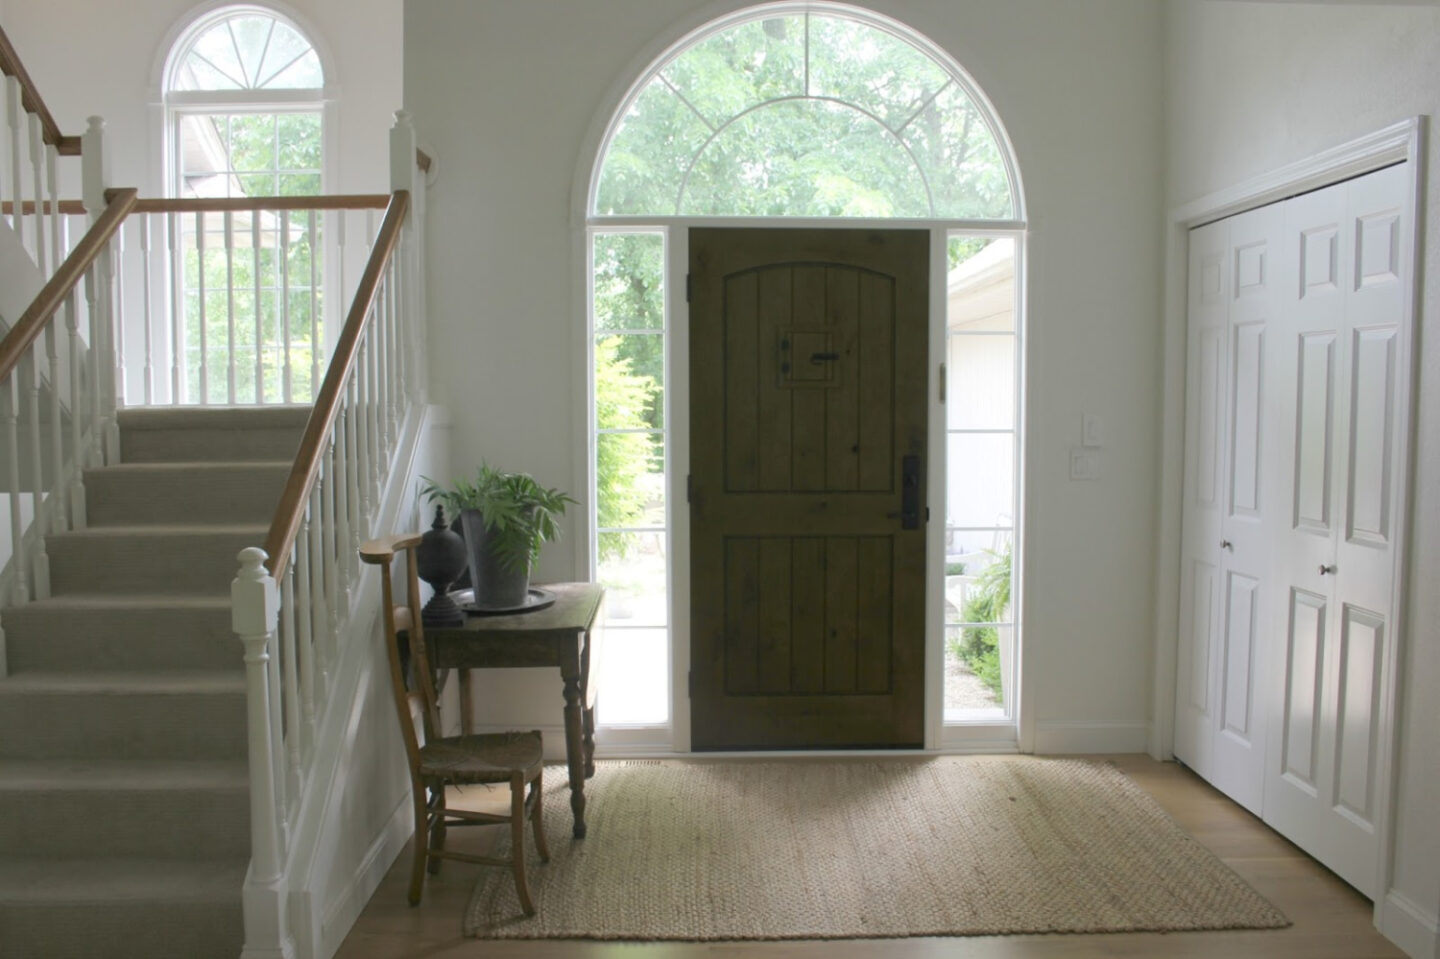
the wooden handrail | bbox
[123,193,390,213]
[262,189,411,580]
[0,24,77,154]
[1,199,87,215]
[0,187,137,385]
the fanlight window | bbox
[170,9,323,91]
[594,9,1014,218]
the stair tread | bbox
[0,671,246,694]
[118,405,312,429]
[0,759,247,790]
[0,858,248,901]
[49,524,268,537]
[87,461,291,472]
[8,594,232,610]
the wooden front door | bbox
[688,228,929,750]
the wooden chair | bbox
[360,533,550,914]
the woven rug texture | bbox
[463,757,1289,940]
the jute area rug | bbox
[463,757,1289,941]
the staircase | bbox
[0,405,308,958]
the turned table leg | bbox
[562,671,587,838]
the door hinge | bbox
[687,670,693,697]
[687,474,693,503]
[938,362,947,403]
[686,273,692,302]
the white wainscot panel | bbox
[1347,327,1396,544]
[1356,212,1400,288]
[1294,332,1336,531]
[1197,327,1223,509]
[1222,571,1260,741]
[1334,604,1384,826]
[1235,241,1268,296]
[1189,560,1217,712]
[1301,227,1339,296]
[1229,322,1265,516]
[1282,588,1326,791]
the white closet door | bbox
[1174,218,1229,781]
[1263,164,1408,898]
[1209,203,1282,814]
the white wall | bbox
[404,0,1165,749]
[1163,1,1440,953]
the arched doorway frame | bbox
[571,0,1031,753]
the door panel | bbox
[1209,204,1282,814]
[690,228,928,750]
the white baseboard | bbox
[1381,890,1440,959]
[315,796,411,959]
[1033,720,1150,755]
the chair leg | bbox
[407,787,429,906]
[427,784,447,875]
[530,769,550,862]
[510,771,536,916]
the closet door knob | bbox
[1319,564,1336,575]
[1220,540,1233,550]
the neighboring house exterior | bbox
[1,2,1436,956]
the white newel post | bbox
[232,548,296,959]
[82,117,121,463]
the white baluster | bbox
[28,115,45,274]
[45,144,59,277]
[139,216,154,405]
[365,325,381,505]
[6,79,22,238]
[374,278,390,458]
[294,513,317,753]
[252,212,263,403]
[282,563,308,763]
[353,355,372,534]
[111,224,127,413]
[65,289,86,527]
[280,210,292,404]
[265,580,290,831]
[322,434,341,640]
[224,210,236,404]
[308,483,329,683]
[4,374,29,605]
[196,211,209,404]
[168,212,183,403]
[25,347,49,600]
[231,548,283,882]
[279,563,302,801]
[45,321,64,532]
[334,212,347,355]
[83,264,103,469]
[308,210,320,400]
[333,404,355,603]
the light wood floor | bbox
[335,754,1405,958]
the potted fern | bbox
[421,465,575,610]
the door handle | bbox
[1319,564,1336,575]
[810,351,840,364]
[1220,540,1233,551]
[900,454,921,530]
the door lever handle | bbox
[1220,540,1233,550]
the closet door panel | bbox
[1175,219,1230,776]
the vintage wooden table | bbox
[422,582,604,838]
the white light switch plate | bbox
[1082,413,1103,448]
[1069,448,1099,481]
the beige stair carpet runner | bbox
[0,406,308,959]
[465,757,1290,940]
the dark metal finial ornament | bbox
[416,504,467,627]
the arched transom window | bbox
[594,5,1016,218]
